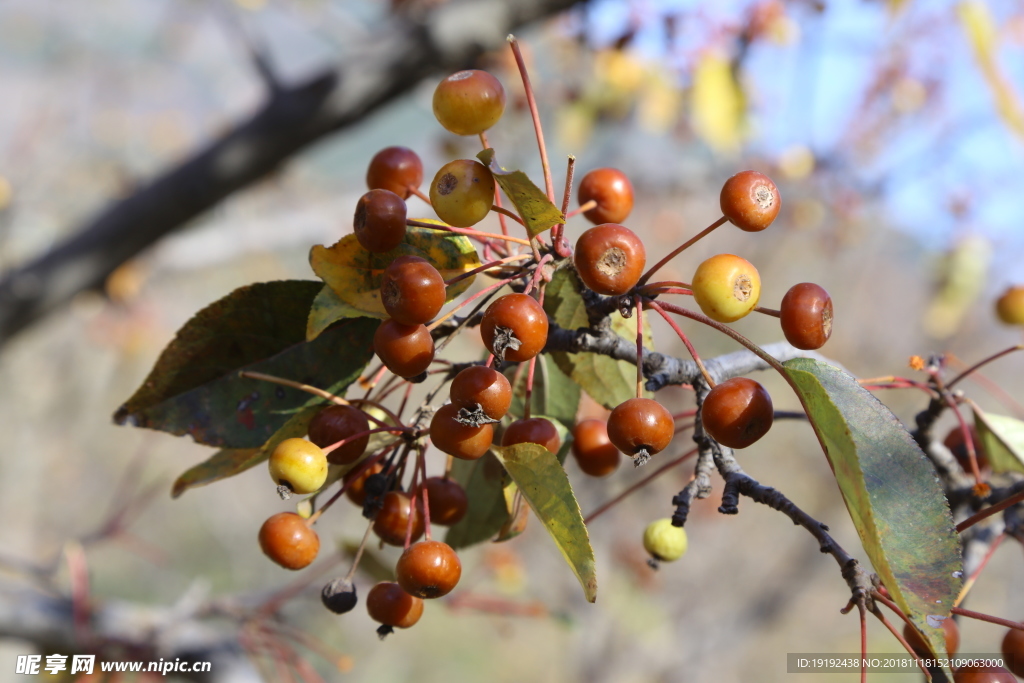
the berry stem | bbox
[443,254,531,287]
[427,272,529,332]
[859,601,868,683]
[754,305,781,318]
[551,154,575,255]
[404,471,421,550]
[523,355,538,420]
[954,532,1004,608]
[637,215,728,287]
[951,605,1024,632]
[955,486,1024,532]
[644,299,716,388]
[406,218,531,247]
[320,427,407,458]
[635,295,644,398]
[508,35,554,203]
[480,131,510,237]
[946,398,983,484]
[407,186,431,205]
[653,300,788,377]
[491,204,526,226]
[584,447,698,524]
[305,448,393,525]
[417,447,432,541]
[947,344,1024,389]
[642,287,692,297]
[240,371,349,405]
[522,253,552,295]
[946,351,1024,418]
[343,519,375,583]
[868,595,931,678]
[564,199,597,220]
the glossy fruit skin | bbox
[259,512,320,570]
[344,462,386,506]
[373,491,425,546]
[366,581,424,629]
[720,170,780,232]
[429,159,495,228]
[502,417,561,453]
[353,189,407,253]
[573,223,646,296]
[702,377,774,449]
[903,617,960,657]
[268,438,328,494]
[692,254,761,323]
[780,283,833,350]
[432,70,506,136]
[996,285,1024,325]
[480,293,549,363]
[449,365,512,420]
[578,168,635,224]
[571,419,621,477]
[373,319,435,378]
[643,518,688,562]
[1001,626,1024,677]
[423,477,468,526]
[429,403,494,460]
[307,405,370,465]
[395,540,462,599]
[607,398,674,457]
[381,256,446,325]
[952,664,1016,683]
[367,146,423,199]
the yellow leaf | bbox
[690,53,745,153]
[309,226,481,318]
[957,1,1024,138]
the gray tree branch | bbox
[0,0,582,346]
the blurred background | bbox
[1,0,1023,681]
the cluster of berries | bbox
[249,54,839,637]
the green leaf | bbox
[115,280,378,448]
[309,227,480,318]
[784,358,961,670]
[445,452,510,549]
[477,148,564,239]
[505,355,581,432]
[306,285,368,341]
[545,268,652,409]
[170,406,321,497]
[972,405,1024,474]
[490,443,597,603]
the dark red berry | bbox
[423,477,469,526]
[449,365,512,421]
[943,426,989,472]
[480,293,549,363]
[1001,626,1024,677]
[607,398,674,466]
[373,319,435,378]
[577,168,634,224]
[345,462,386,506]
[366,581,424,629]
[573,223,646,296]
[429,403,494,460]
[373,490,425,546]
[395,539,462,599]
[571,419,621,477]
[702,377,774,449]
[780,283,833,350]
[381,255,446,325]
[720,170,780,232]
[952,663,1016,683]
[903,618,960,656]
[354,189,407,253]
[367,146,423,199]
[307,405,370,465]
[502,417,560,454]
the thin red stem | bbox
[480,131,510,237]
[407,219,531,247]
[523,355,537,420]
[635,295,644,397]
[754,306,781,318]
[305,448,392,525]
[638,216,728,287]
[645,299,715,388]
[491,204,525,225]
[508,35,554,202]
[443,254,531,287]
[947,399,983,483]
[956,487,1024,532]
[408,186,431,205]
[427,272,527,331]
[584,447,698,524]
[320,427,406,457]
[553,155,575,248]
[564,200,597,219]
[418,448,432,541]
[948,344,1024,389]
[951,606,1024,631]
